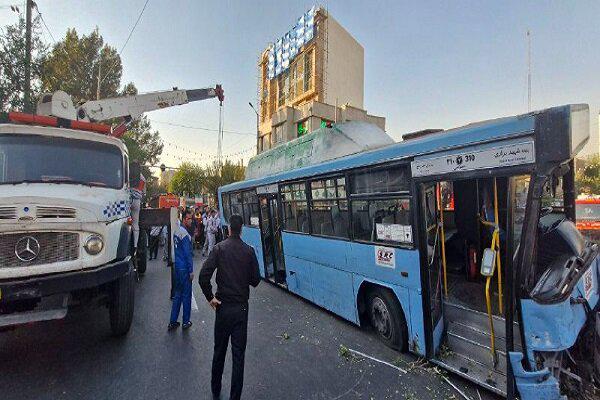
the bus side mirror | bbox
[130,161,141,188]
[480,248,496,276]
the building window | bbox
[351,166,410,195]
[242,190,260,226]
[297,120,308,137]
[351,198,412,244]
[296,57,305,98]
[304,49,313,92]
[281,182,309,233]
[320,119,333,129]
[310,177,349,238]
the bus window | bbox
[351,165,410,195]
[310,177,349,238]
[281,182,309,233]
[231,192,243,217]
[352,198,412,244]
[242,190,260,226]
[221,193,231,223]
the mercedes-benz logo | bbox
[15,236,40,262]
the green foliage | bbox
[576,155,600,195]
[169,162,205,197]
[0,15,48,111]
[121,115,164,176]
[203,160,246,200]
[41,28,121,104]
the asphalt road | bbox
[0,251,500,400]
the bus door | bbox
[258,193,286,285]
[420,183,444,351]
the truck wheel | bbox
[109,266,135,337]
[136,229,148,274]
[367,288,408,351]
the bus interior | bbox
[424,175,526,394]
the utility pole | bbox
[24,0,33,113]
[96,59,102,100]
[527,30,531,112]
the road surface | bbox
[0,252,499,400]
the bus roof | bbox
[221,105,576,194]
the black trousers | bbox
[149,235,159,259]
[212,302,249,400]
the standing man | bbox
[168,210,195,330]
[148,225,163,260]
[199,214,260,400]
[206,209,219,255]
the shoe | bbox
[167,322,180,331]
[182,321,193,330]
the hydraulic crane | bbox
[7,84,225,138]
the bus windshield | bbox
[0,134,124,189]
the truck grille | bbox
[0,207,17,220]
[0,232,79,268]
[36,206,77,219]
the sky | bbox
[1,0,599,169]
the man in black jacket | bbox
[199,214,261,400]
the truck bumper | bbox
[0,257,132,304]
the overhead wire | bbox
[100,0,150,85]
[149,119,254,136]
[34,4,55,43]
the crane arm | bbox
[77,85,224,123]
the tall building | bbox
[257,6,384,154]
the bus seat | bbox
[321,222,334,236]
[301,219,310,233]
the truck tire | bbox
[136,229,148,274]
[109,266,135,337]
[367,288,408,351]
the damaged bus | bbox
[218,105,599,399]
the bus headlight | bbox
[84,235,104,255]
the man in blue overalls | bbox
[168,209,195,330]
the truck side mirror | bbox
[130,161,141,188]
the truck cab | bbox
[0,122,136,336]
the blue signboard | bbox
[267,6,316,79]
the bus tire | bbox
[109,267,135,337]
[136,230,148,274]
[367,288,407,351]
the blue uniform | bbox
[169,222,194,324]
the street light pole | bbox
[249,102,259,154]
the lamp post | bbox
[249,102,259,154]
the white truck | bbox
[0,85,224,335]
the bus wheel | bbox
[367,288,407,351]
[109,266,135,337]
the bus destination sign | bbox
[411,141,535,177]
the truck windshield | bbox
[0,134,124,189]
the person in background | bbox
[161,224,169,262]
[202,210,211,257]
[206,209,220,255]
[199,214,261,400]
[168,209,195,331]
[196,208,205,250]
[149,225,163,260]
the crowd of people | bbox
[147,206,259,400]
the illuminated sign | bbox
[267,6,316,79]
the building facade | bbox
[257,7,384,153]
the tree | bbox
[169,162,206,197]
[203,160,246,201]
[0,14,48,111]
[576,155,600,195]
[41,28,121,103]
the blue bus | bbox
[218,105,599,400]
